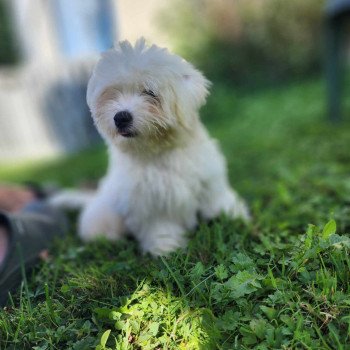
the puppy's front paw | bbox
[222,191,251,223]
[139,222,186,256]
[200,190,251,223]
[78,225,121,242]
[231,199,251,222]
[78,207,125,242]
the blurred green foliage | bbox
[0,0,18,65]
[160,0,325,87]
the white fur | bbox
[49,190,95,209]
[79,38,250,256]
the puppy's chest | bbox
[111,156,203,214]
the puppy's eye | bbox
[142,90,157,99]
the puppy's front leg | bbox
[137,220,187,256]
[78,196,125,242]
[199,180,250,222]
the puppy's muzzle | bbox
[114,111,136,137]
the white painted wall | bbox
[117,0,172,49]
[0,0,170,162]
[0,0,119,162]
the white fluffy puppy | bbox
[80,38,249,256]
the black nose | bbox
[114,111,133,129]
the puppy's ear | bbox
[182,68,211,109]
[171,68,211,129]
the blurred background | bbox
[0,0,350,204]
[0,0,171,161]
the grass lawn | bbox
[0,76,350,349]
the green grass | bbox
[1,76,350,349]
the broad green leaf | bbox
[217,310,241,331]
[149,322,159,336]
[214,264,228,280]
[231,253,255,272]
[240,326,258,345]
[60,285,70,294]
[94,308,113,319]
[226,270,263,298]
[100,330,111,347]
[322,219,336,239]
[109,311,122,320]
[305,224,316,249]
[260,305,277,320]
[191,262,205,278]
[250,319,267,340]
[115,321,124,330]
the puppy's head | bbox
[87,38,210,152]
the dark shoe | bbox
[0,202,67,306]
